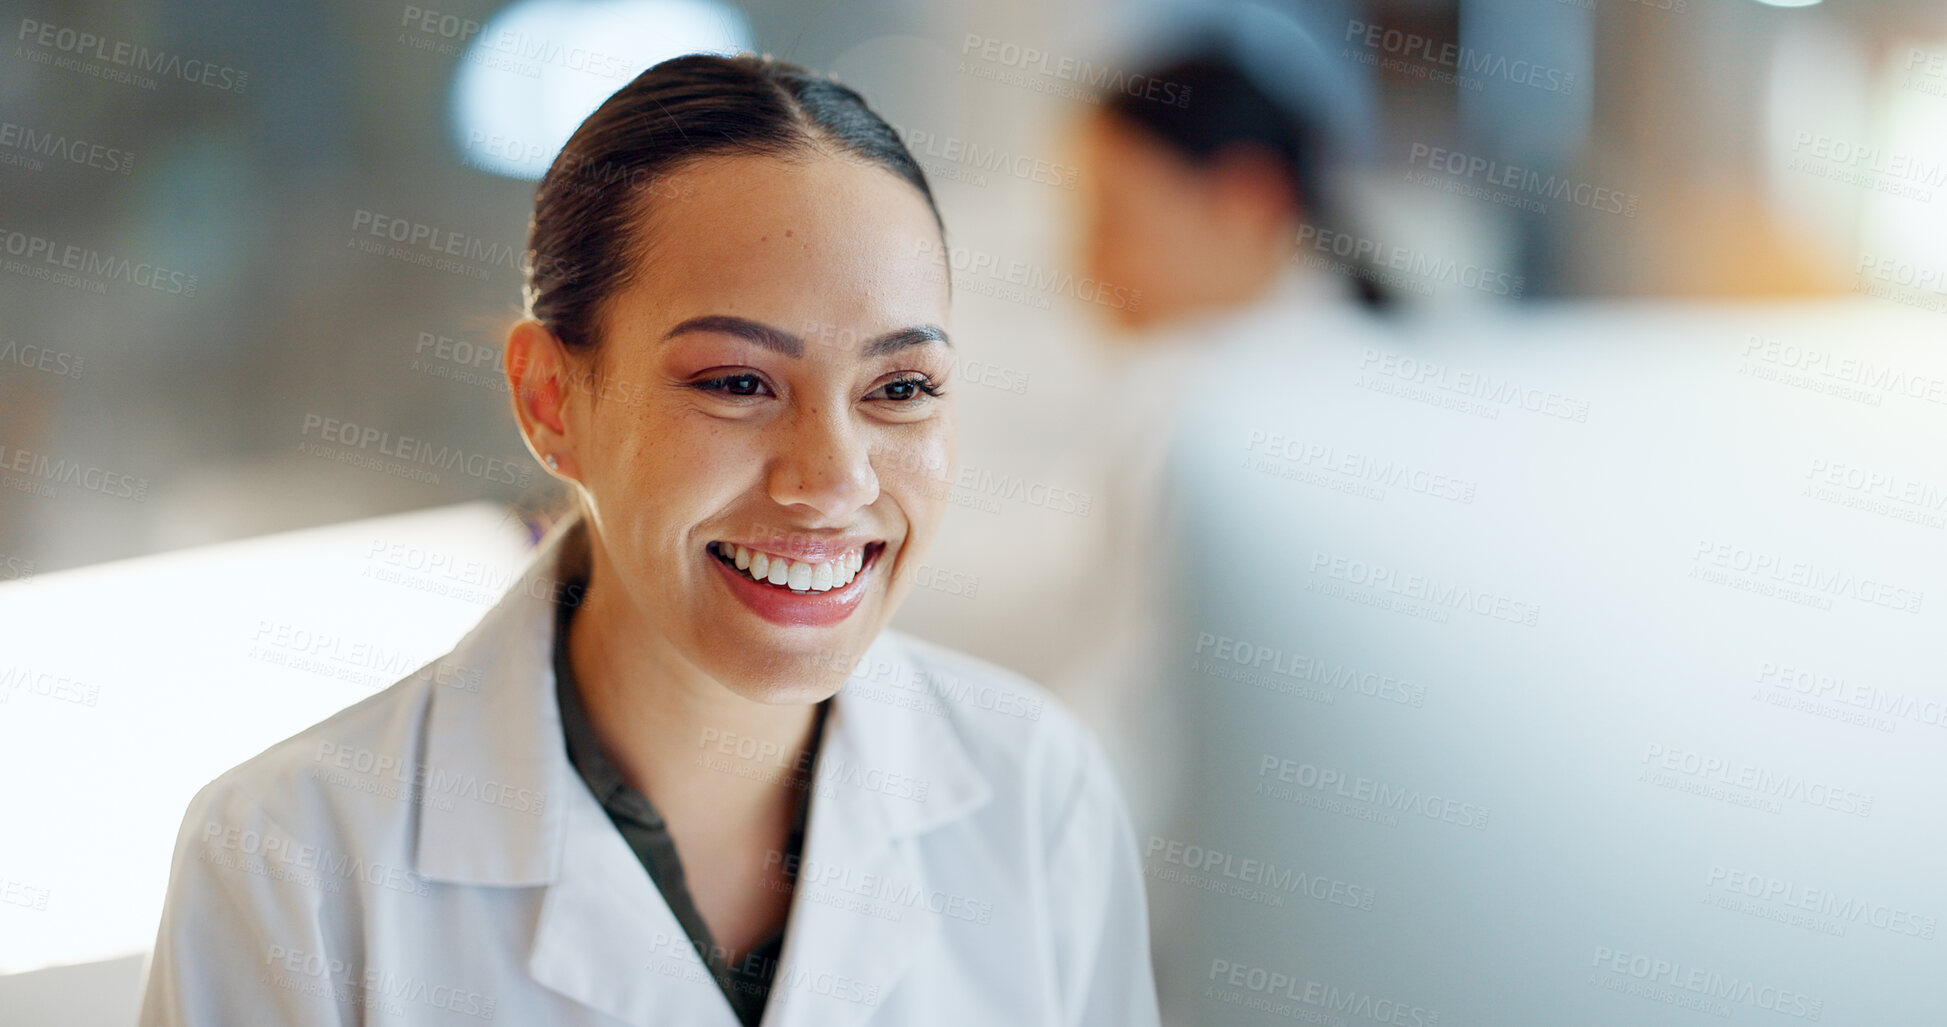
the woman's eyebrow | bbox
[662,315,952,357]
[864,324,952,356]
[662,315,803,356]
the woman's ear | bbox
[504,319,582,480]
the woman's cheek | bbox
[589,401,695,517]
[644,414,757,507]
[885,420,955,524]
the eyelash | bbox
[689,374,945,402]
[880,375,945,401]
[691,373,770,398]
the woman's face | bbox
[1075,110,1296,331]
[554,151,953,704]
[1076,111,1214,330]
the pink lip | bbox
[711,542,884,628]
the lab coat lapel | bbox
[528,773,742,1027]
[413,515,738,1025]
[762,632,993,1027]
[414,514,577,885]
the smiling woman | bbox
[138,53,1161,1027]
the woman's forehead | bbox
[605,154,949,347]
[649,154,940,274]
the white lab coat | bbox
[139,513,1161,1027]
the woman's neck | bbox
[564,531,821,826]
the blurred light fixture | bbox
[1751,0,1822,7]
[449,0,753,179]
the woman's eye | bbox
[694,373,770,397]
[872,375,944,403]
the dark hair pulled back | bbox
[524,53,943,356]
[1102,54,1327,232]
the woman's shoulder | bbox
[884,628,1055,709]
[872,629,1075,743]
[868,629,1129,825]
[179,666,439,842]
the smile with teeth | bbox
[711,541,866,594]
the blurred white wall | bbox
[1149,298,1947,1024]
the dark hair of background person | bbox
[525,53,948,360]
[1100,47,1394,312]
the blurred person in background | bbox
[1048,3,1394,837]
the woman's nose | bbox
[766,402,880,521]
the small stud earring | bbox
[545,454,559,469]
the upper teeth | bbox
[718,542,863,593]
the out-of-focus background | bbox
[3,0,1945,1023]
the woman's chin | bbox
[717,669,850,707]
[696,635,868,705]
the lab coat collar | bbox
[413,510,992,1025]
